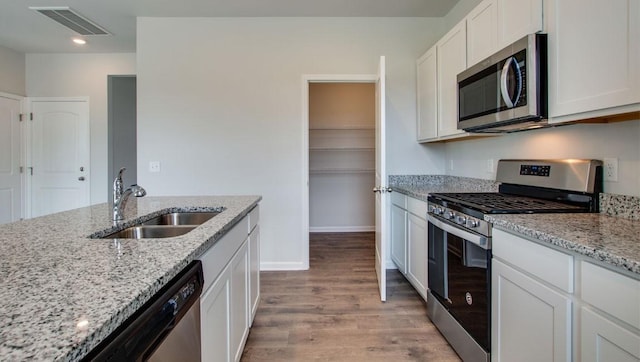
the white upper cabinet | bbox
[437,21,468,139]
[546,0,640,123]
[497,0,543,48]
[416,46,438,141]
[467,0,498,67]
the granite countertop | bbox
[389,175,499,201]
[487,213,640,276]
[390,174,640,277]
[0,195,261,361]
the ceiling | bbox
[0,0,459,54]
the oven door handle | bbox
[428,215,490,250]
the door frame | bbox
[301,74,377,270]
[0,92,26,221]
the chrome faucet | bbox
[113,167,146,222]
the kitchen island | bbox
[0,195,261,361]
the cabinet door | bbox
[497,0,542,48]
[467,0,498,67]
[416,46,438,141]
[547,0,640,122]
[230,241,249,362]
[390,202,407,274]
[201,265,231,362]
[492,259,572,362]
[407,213,427,300]
[437,21,468,138]
[581,307,640,362]
[249,225,260,322]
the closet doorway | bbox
[307,82,376,233]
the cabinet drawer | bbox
[407,197,428,218]
[248,205,259,233]
[391,192,407,209]
[493,228,574,293]
[581,261,640,329]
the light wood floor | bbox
[241,232,461,361]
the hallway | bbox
[241,232,460,361]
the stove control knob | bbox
[445,211,454,220]
[455,216,467,225]
[467,219,480,228]
[434,207,444,215]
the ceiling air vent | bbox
[29,6,110,36]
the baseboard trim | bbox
[260,261,308,271]
[309,226,375,233]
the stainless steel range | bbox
[426,159,603,362]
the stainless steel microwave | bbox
[457,33,547,133]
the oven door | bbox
[427,215,491,352]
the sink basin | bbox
[103,225,197,239]
[141,212,220,226]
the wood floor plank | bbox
[241,232,461,361]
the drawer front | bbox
[407,197,428,218]
[581,261,640,329]
[391,192,407,209]
[493,228,574,293]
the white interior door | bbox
[374,56,388,302]
[0,94,23,224]
[30,99,90,217]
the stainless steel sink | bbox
[141,212,220,226]
[103,225,197,239]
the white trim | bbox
[302,74,377,271]
[0,92,26,220]
[310,226,375,233]
[260,261,308,271]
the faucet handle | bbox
[114,167,126,198]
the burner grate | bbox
[435,192,586,214]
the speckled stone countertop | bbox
[390,174,640,276]
[388,175,499,201]
[0,195,261,361]
[487,213,640,276]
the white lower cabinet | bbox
[390,193,407,274]
[492,227,640,362]
[199,206,260,362]
[390,193,428,301]
[201,263,232,362]
[407,212,427,300]
[492,259,572,362]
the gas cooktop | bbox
[429,192,588,215]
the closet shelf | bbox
[309,127,375,131]
[309,147,375,151]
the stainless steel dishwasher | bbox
[85,260,204,362]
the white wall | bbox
[26,53,136,204]
[0,45,25,96]
[137,17,446,269]
[444,120,640,196]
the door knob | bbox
[373,187,380,193]
[78,176,85,181]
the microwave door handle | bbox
[500,56,523,108]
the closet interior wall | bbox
[308,83,375,232]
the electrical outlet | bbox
[603,158,618,182]
[149,161,161,173]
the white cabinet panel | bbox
[581,307,640,362]
[230,241,249,362]
[201,265,231,362]
[390,200,407,274]
[497,0,543,48]
[407,213,427,300]
[467,0,498,67]
[416,46,438,141]
[437,21,468,138]
[492,259,572,362]
[249,225,260,321]
[547,0,640,122]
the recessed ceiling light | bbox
[73,38,86,45]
